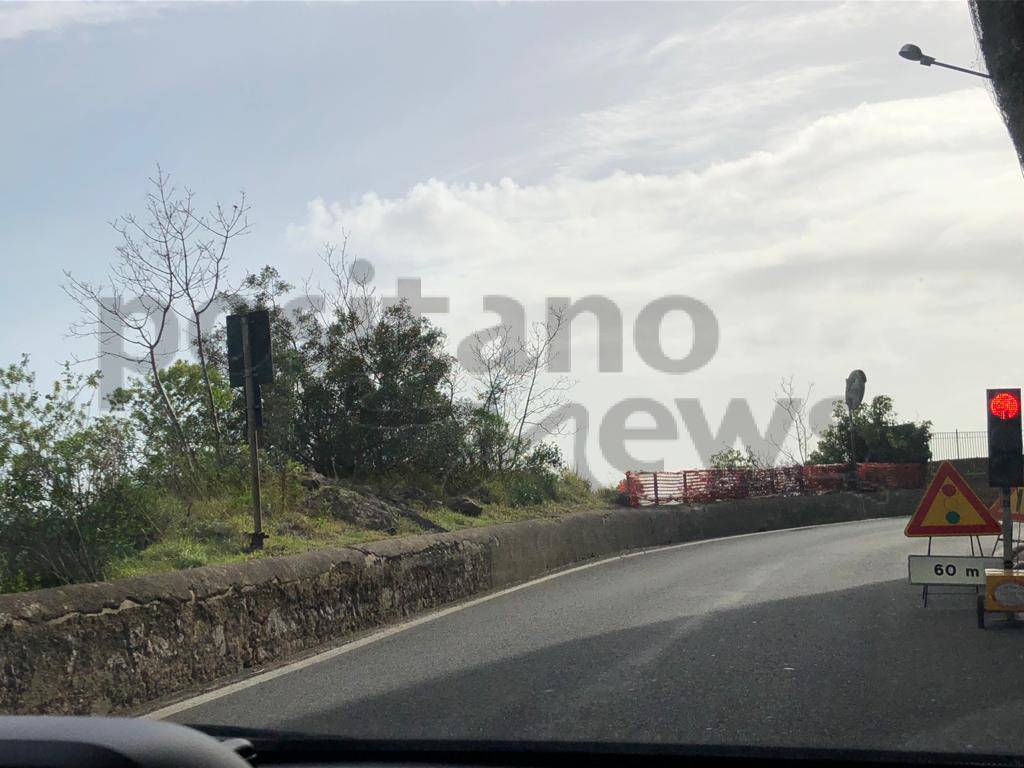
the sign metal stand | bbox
[919,535,991,607]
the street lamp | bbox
[898,43,991,79]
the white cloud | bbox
[292,88,1017,294]
[510,0,979,182]
[535,62,862,178]
[647,1,888,61]
[287,87,1023,481]
[0,2,155,43]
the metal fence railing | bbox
[929,430,987,461]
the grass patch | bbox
[103,470,618,583]
[419,497,601,532]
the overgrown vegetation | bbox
[710,394,931,470]
[0,173,603,593]
[709,395,931,472]
[1,172,935,593]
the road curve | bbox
[168,517,1024,754]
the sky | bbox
[1,0,1021,483]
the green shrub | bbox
[596,484,628,506]
[459,468,594,509]
[473,477,509,506]
[503,469,558,507]
[553,470,592,503]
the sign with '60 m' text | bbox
[908,555,1002,586]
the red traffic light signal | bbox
[987,388,1023,488]
[990,391,1021,420]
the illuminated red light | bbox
[990,392,1021,420]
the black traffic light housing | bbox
[987,388,1023,488]
[226,310,274,388]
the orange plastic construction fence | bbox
[622,463,925,507]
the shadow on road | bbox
[264,577,1024,754]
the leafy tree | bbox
[107,360,239,494]
[810,395,931,464]
[0,358,159,588]
[213,253,479,486]
[299,300,464,479]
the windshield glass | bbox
[2,0,1023,755]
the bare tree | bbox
[767,375,815,466]
[64,168,248,476]
[64,187,193,475]
[441,362,468,408]
[470,307,574,471]
[163,171,250,461]
[314,236,382,370]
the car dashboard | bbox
[0,718,1021,768]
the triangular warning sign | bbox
[905,461,1001,537]
[988,487,1024,525]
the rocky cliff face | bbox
[972,0,1024,172]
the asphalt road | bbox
[168,517,1024,754]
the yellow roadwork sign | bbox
[905,461,1001,537]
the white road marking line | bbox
[145,516,903,720]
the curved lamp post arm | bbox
[899,43,991,79]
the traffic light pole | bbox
[241,314,266,551]
[1003,487,1014,570]
[1000,487,1019,624]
